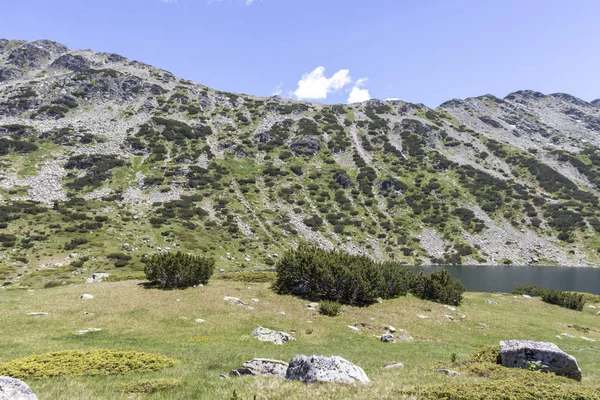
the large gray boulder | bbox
[0,376,38,400]
[286,355,370,385]
[252,327,295,345]
[229,358,289,378]
[500,340,582,380]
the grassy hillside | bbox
[0,278,599,399]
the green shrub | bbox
[471,345,501,364]
[542,289,585,311]
[122,378,181,393]
[144,251,215,289]
[274,244,415,306]
[0,350,177,379]
[513,285,586,311]
[319,300,343,316]
[409,269,465,306]
[513,284,547,297]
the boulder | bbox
[286,355,370,385]
[85,273,109,283]
[76,328,102,335]
[252,327,295,345]
[229,358,289,378]
[499,340,582,380]
[0,376,38,400]
[50,54,92,71]
[335,173,352,188]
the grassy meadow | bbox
[0,277,599,399]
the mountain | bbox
[1,39,599,286]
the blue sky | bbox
[1,0,598,106]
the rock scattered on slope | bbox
[80,294,94,300]
[381,334,395,343]
[252,327,295,345]
[0,376,38,400]
[286,355,370,385]
[229,358,289,378]
[75,328,102,335]
[27,312,48,316]
[435,369,460,377]
[383,362,405,369]
[499,340,582,380]
[85,273,109,283]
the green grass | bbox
[0,280,598,399]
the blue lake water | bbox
[412,265,600,294]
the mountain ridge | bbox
[1,38,599,287]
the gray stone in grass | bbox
[0,376,38,400]
[286,355,370,385]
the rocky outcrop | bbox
[252,327,296,345]
[229,358,288,378]
[290,136,320,156]
[592,99,600,107]
[50,54,91,72]
[0,376,38,400]
[286,355,370,385]
[499,340,582,380]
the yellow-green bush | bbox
[121,378,182,393]
[0,350,178,379]
[471,345,501,364]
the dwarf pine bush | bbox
[275,244,464,306]
[144,251,215,288]
[0,350,177,379]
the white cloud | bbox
[347,77,371,104]
[385,97,400,101]
[162,0,177,3]
[293,66,352,100]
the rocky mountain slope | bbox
[1,39,599,285]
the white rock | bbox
[0,376,38,399]
[76,328,102,335]
[383,362,405,369]
[417,314,429,319]
[386,326,396,333]
[27,312,48,316]
[286,355,370,384]
[251,298,259,303]
[522,294,532,299]
[195,319,205,323]
[347,325,360,331]
[80,294,94,300]
[486,300,498,305]
[445,315,454,321]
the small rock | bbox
[278,311,286,316]
[381,334,395,343]
[386,326,396,333]
[562,333,576,338]
[397,334,414,341]
[0,376,38,399]
[307,302,319,309]
[80,294,94,300]
[348,325,360,331]
[522,294,532,299]
[252,327,295,345]
[457,313,466,319]
[247,306,255,310]
[195,319,205,323]
[27,312,48,316]
[486,300,498,305]
[580,336,596,342]
[219,374,230,380]
[251,298,259,303]
[85,273,109,283]
[556,335,562,339]
[383,362,405,369]
[587,305,596,308]
[75,328,102,335]
[417,314,429,319]
[435,369,460,377]
[445,315,454,321]
[229,358,289,378]
[443,305,456,311]
[597,311,600,316]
